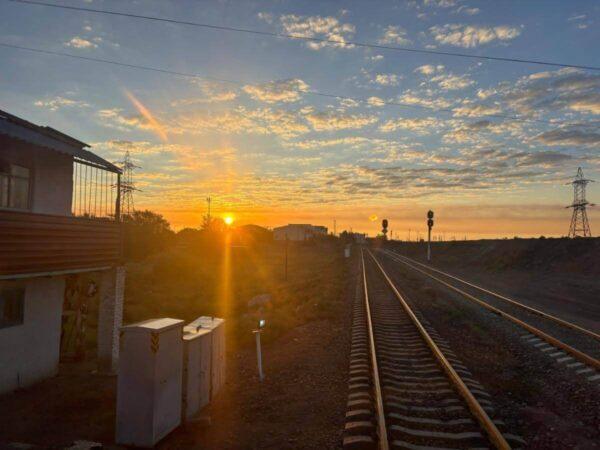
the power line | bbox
[0,42,554,125]
[6,0,600,72]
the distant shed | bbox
[273,224,328,241]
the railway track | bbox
[378,249,600,382]
[343,249,524,449]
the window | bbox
[0,162,30,210]
[0,285,25,328]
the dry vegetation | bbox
[122,237,348,347]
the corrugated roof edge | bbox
[0,109,122,174]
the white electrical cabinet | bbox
[116,318,184,448]
[181,328,212,421]
[184,316,226,399]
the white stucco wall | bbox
[0,277,65,394]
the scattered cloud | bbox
[64,36,97,49]
[367,96,386,107]
[172,80,237,106]
[514,150,573,167]
[501,68,600,116]
[398,90,454,109]
[373,73,401,86]
[415,64,444,76]
[169,107,311,139]
[97,108,150,131]
[304,111,378,131]
[285,136,371,150]
[34,96,90,111]
[443,119,524,143]
[455,6,480,15]
[535,126,600,146]
[414,65,474,90]
[429,24,521,48]
[379,25,412,45]
[431,73,474,90]
[453,102,502,117]
[368,54,384,62]
[423,0,457,8]
[257,12,273,24]
[243,78,309,103]
[379,116,439,134]
[272,14,356,50]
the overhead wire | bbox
[5,0,600,72]
[0,42,554,125]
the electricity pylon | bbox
[566,167,594,238]
[116,151,140,217]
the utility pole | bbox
[333,219,337,236]
[427,210,434,262]
[206,196,211,221]
[408,228,411,242]
[284,235,288,281]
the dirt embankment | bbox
[391,237,600,276]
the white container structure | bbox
[344,245,351,258]
[116,318,184,448]
[184,316,226,399]
[181,328,212,421]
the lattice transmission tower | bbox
[116,151,140,217]
[566,167,594,238]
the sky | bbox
[1,0,599,238]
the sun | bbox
[224,215,234,225]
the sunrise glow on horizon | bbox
[1,1,598,238]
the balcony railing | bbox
[0,209,122,278]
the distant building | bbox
[353,233,367,244]
[0,110,124,394]
[273,224,328,241]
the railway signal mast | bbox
[567,167,594,238]
[427,210,434,261]
[382,219,388,240]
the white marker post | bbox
[254,319,266,381]
[427,210,434,262]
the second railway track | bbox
[344,249,524,449]
[378,249,600,381]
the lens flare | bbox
[123,89,168,142]
[369,214,378,222]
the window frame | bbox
[0,160,32,211]
[0,282,26,329]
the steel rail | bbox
[381,250,600,371]
[384,249,600,341]
[360,248,390,450]
[366,249,511,450]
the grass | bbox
[81,238,348,352]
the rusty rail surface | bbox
[0,209,121,277]
[366,249,511,450]
[361,248,390,450]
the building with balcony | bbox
[0,110,124,394]
[273,224,328,241]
